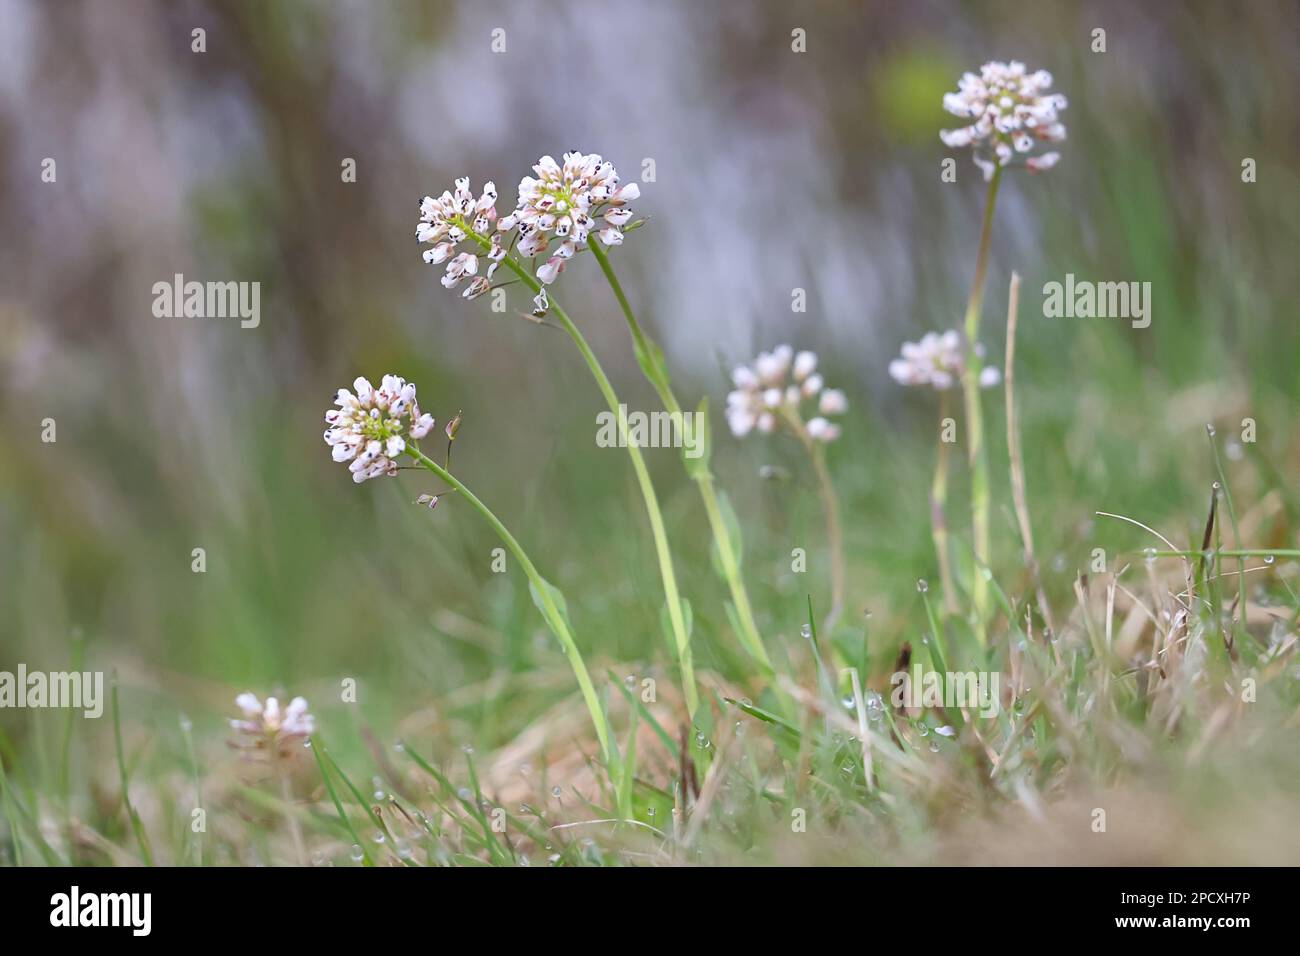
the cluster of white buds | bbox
[417,178,501,298]
[727,345,847,442]
[940,61,1067,181]
[324,375,436,483]
[497,152,640,286]
[888,331,1000,391]
[230,693,315,757]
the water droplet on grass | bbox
[916,579,929,593]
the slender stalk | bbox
[959,167,1002,645]
[810,442,845,631]
[1004,271,1055,635]
[275,749,307,866]
[482,249,699,718]
[783,408,845,634]
[589,242,774,674]
[406,447,615,759]
[930,392,958,616]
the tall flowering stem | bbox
[960,166,1002,644]
[589,242,774,676]
[405,447,615,761]
[781,407,846,633]
[930,393,958,616]
[456,232,699,718]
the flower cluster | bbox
[416,178,501,298]
[499,152,641,286]
[940,61,1067,180]
[888,330,1001,391]
[324,375,435,483]
[230,693,315,755]
[727,345,847,442]
[416,153,641,306]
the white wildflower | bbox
[324,374,436,483]
[230,693,315,754]
[940,61,1067,181]
[727,346,846,443]
[888,330,1000,391]
[417,177,499,290]
[819,388,848,415]
[502,151,640,284]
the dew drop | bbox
[1264,554,1276,565]
[350,844,364,862]
[800,623,813,639]
[916,579,929,593]
[1205,423,1216,436]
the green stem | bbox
[959,167,1002,646]
[930,393,958,616]
[590,242,774,675]
[406,447,615,759]
[485,250,698,719]
[782,408,846,636]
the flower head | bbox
[888,331,1001,391]
[230,693,315,756]
[324,374,436,483]
[727,346,846,442]
[499,151,641,285]
[417,178,500,297]
[940,61,1067,181]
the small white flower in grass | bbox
[940,61,1067,181]
[230,693,315,754]
[417,177,499,290]
[727,345,846,443]
[502,151,640,284]
[888,330,1000,391]
[324,374,435,483]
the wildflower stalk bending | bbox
[960,166,1002,644]
[416,170,698,719]
[589,242,774,675]
[406,446,615,762]
[480,250,698,717]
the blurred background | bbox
[2,0,1298,847]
